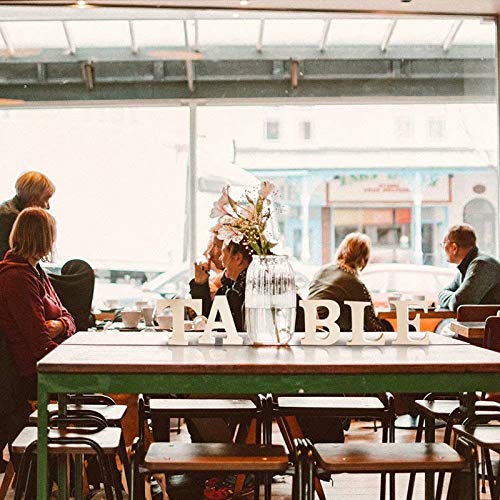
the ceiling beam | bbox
[0,23,14,56]
[380,19,397,52]
[61,20,76,55]
[318,19,331,52]
[0,44,493,63]
[256,19,265,52]
[129,20,138,54]
[443,19,463,52]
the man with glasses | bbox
[438,224,500,310]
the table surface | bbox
[39,332,500,375]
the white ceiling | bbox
[1,0,500,18]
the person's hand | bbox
[194,258,210,285]
[45,320,65,339]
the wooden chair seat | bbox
[415,399,461,420]
[277,396,385,416]
[314,443,466,473]
[149,398,256,416]
[11,426,122,455]
[29,403,127,424]
[144,442,289,472]
[453,425,500,452]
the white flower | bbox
[210,202,228,218]
[239,203,257,221]
[258,181,275,199]
[218,225,244,245]
[210,185,231,218]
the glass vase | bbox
[245,255,296,345]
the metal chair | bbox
[12,414,124,499]
[297,437,478,500]
[275,393,395,500]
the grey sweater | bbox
[438,247,500,311]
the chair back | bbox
[456,304,500,322]
[484,316,500,353]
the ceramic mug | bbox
[121,310,142,328]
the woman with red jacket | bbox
[0,207,75,404]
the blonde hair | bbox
[15,171,55,206]
[335,232,371,272]
[9,207,56,262]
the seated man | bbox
[438,224,500,311]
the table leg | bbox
[37,378,49,500]
[424,415,436,500]
[57,394,68,500]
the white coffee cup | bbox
[136,300,149,310]
[121,310,142,328]
[141,306,155,326]
[157,315,173,330]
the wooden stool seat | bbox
[453,425,500,452]
[415,399,461,420]
[29,404,127,424]
[278,396,385,416]
[314,443,466,473]
[12,426,122,455]
[144,443,289,472]
[149,398,256,416]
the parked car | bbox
[360,263,456,308]
[142,259,318,300]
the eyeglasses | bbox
[440,239,456,248]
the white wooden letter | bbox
[345,301,384,345]
[156,299,202,345]
[198,296,242,345]
[392,300,429,345]
[300,299,341,345]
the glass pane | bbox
[198,20,261,45]
[67,20,130,47]
[4,21,67,49]
[133,20,186,46]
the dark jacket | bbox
[308,264,388,332]
[0,196,24,260]
[190,269,305,332]
[438,247,500,311]
[0,251,75,376]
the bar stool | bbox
[131,441,290,500]
[276,393,395,500]
[407,395,500,500]
[29,397,130,489]
[297,437,478,500]
[12,414,124,499]
[453,411,500,499]
[139,394,260,445]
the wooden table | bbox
[449,321,486,341]
[37,333,500,500]
[377,309,456,320]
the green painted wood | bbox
[38,371,500,396]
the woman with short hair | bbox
[0,207,75,401]
[0,171,56,259]
[308,232,389,332]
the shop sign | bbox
[327,174,451,204]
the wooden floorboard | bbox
[1,419,493,498]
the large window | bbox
[0,7,498,306]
